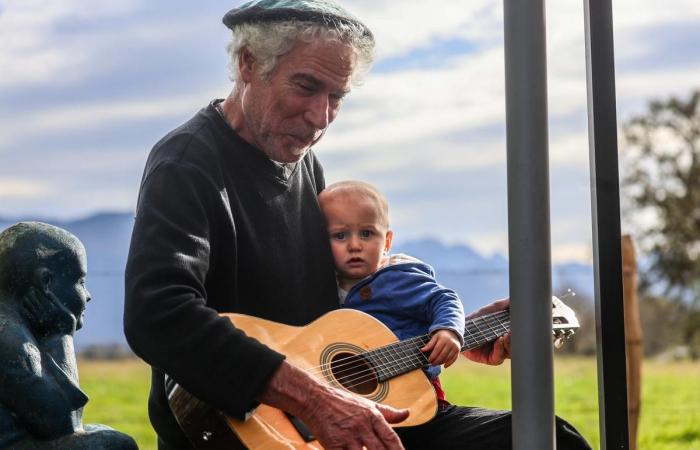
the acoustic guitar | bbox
[166,296,579,450]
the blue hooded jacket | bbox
[340,254,465,380]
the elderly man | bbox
[125,1,591,449]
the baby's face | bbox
[321,194,392,286]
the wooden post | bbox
[622,235,642,450]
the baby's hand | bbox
[421,329,461,367]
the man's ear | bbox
[384,230,394,253]
[239,47,256,84]
[33,267,53,295]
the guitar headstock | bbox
[551,295,580,348]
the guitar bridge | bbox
[285,413,315,442]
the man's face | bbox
[320,193,392,285]
[238,39,355,163]
[50,247,91,330]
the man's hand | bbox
[421,329,461,368]
[259,361,408,449]
[461,298,512,366]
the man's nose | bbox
[304,94,330,130]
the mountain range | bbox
[0,213,593,350]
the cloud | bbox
[0,0,225,89]
[347,0,500,59]
[0,92,218,147]
[1,0,699,263]
[0,178,49,199]
[0,0,141,87]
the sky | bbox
[1,0,699,264]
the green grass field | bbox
[79,357,699,450]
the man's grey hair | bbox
[226,20,375,89]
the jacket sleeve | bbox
[123,159,284,419]
[379,264,466,346]
[424,280,466,347]
[404,265,466,346]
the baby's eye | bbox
[332,232,346,240]
[360,230,374,238]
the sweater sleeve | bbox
[402,265,466,346]
[425,282,466,347]
[123,160,284,419]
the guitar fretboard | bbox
[362,310,511,382]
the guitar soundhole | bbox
[330,352,378,395]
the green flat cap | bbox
[222,0,373,40]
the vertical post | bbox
[583,0,630,448]
[503,0,555,449]
[622,235,642,450]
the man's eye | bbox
[297,83,314,93]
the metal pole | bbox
[504,0,555,448]
[583,0,630,448]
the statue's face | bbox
[50,246,91,329]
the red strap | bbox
[430,376,450,405]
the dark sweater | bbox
[124,101,339,448]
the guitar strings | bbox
[309,304,571,393]
[301,310,511,379]
[299,316,511,393]
[301,311,512,389]
[333,311,572,393]
[300,301,574,392]
[301,310,510,378]
[314,317,512,391]
[313,319,511,393]
[308,332,511,392]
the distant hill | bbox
[0,213,593,349]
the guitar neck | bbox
[363,310,511,382]
[462,310,511,352]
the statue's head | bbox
[0,222,91,332]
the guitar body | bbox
[169,309,438,450]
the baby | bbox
[318,180,465,400]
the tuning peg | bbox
[554,337,564,349]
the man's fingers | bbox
[503,334,512,358]
[489,335,511,364]
[375,403,410,424]
[371,411,406,450]
[359,434,389,450]
[466,297,510,319]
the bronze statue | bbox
[0,222,137,449]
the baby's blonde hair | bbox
[319,180,390,228]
